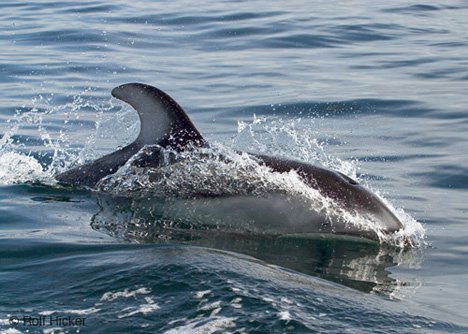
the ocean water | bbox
[1,0,468,333]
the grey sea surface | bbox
[1,1,468,333]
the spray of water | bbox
[0,89,136,184]
[233,115,425,248]
[0,97,425,248]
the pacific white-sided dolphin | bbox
[56,83,404,240]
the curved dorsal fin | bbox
[111,83,205,150]
[56,83,205,187]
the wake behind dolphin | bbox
[56,83,408,244]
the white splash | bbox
[0,152,48,184]
[39,307,100,316]
[234,115,358,178]
[117,297,160,318]
[194,290,212,299]
[0,89,134,186]
[163,316,237,334]
[278,310,292,322]
[100,287,151,302]
[0,329,24,334]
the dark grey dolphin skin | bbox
[56,83,403,237]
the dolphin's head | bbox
[305,167,404,236]
[252,155,404,240]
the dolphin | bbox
[56,83,404,240]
